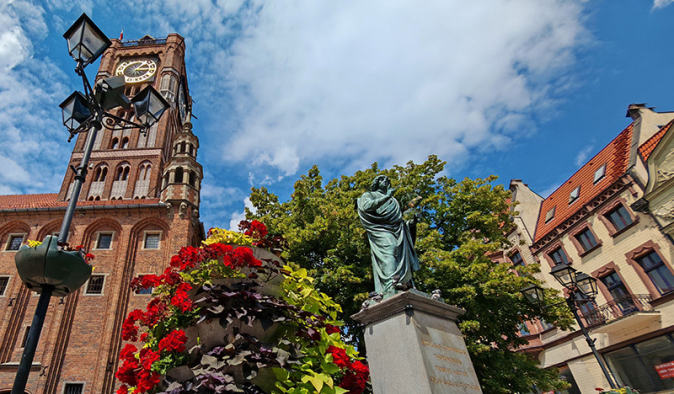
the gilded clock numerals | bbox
[115,59,157,83]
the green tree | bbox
[248,155,573,393]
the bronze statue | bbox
[357,175,420,298]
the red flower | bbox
[233,247,260,268]
[119,344,137,362]
[326,325,340,335]
[115,385,128,394]
[170,290,193,313]
[327,345,351,368]
[84,253,95,262]
[121,309,144,341]
[115,358,139,386]
[142,298,168,327]
[158,329,188,353]
[139,348,160,370]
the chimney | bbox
[626,103,647,120]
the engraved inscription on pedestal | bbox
[352,291,483,394]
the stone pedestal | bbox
[352,290,483,394]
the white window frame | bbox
[61,381,86,394]
[94,232,115,250]
[568,186,580,205]
[594,164,606,184]
[84,273,108,296]
[0,275,11,297]
[4,233,26,252]
[545,207,556,223]
[142,231,162,250]
[133,273,156,296]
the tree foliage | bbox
[248,155,574,393]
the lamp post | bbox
[521,265,619,390]
[11,14,169,394]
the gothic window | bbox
[121,137,129,149]
[175,167,184,183]
[138,163,152,180]
[180,142,186,153]
[189,171,196,187]
[188,144,193,155]
[637,252,674,295]
[94,165,108,182]
[160,74,178,103]
[116,165,130,181]
[110,138,119,149]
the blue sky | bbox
[2,0,674,231]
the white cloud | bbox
[228,197,256,231]
[574,143,594,167]
[218,1,588,178]
[0,0,72,195]
[653,0,674,9]
[117,0,589,183]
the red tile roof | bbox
[533,124,634,241]
[639,119,674,161]
[0,193,162,210]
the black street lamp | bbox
[11,13,169,394]
[521,266,619,390]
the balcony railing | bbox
[579,294,654,328]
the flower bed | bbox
[116,221,369,394]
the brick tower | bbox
[0,34,204,394]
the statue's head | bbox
[371,175,390,192]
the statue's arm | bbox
[359,193,392,212]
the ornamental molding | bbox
[72,149,162,160]
[531,177,632,253]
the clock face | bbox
[115,59,157,83]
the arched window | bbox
[180,142,186,153]
[137,163,152,181]
[94,165,108,182]
[95,196,100,201]
[121,137,129,149]
[175,167,184,183]
[110,138,119,149]
[189,171,196,187]
[116,164,130,181]
[188,144,193,155]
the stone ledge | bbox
[0,362,41,372]
[351,289,465,326]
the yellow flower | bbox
[27,240,42,248]
[203,227,253,246]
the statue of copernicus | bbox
[357,175,420,298]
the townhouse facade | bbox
[504,105,674,394]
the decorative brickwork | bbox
[0,34,205,394]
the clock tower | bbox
[0,34,205,394]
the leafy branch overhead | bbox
[248,155,574,394]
